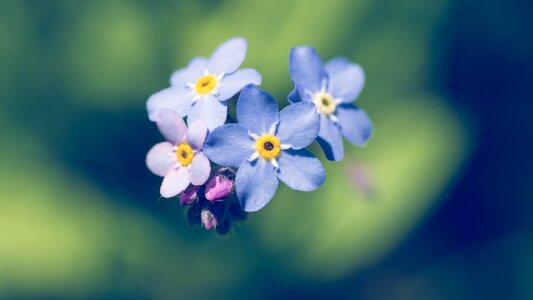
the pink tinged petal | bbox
[146,142,177,177]
[180,185,200,205]
[147,86,193,121]
[156,109,187,144]
[170,57,208,86]
[208,37,247,74]
[189,152,211,185]
[160,167,190,198]
[205,174,234,201]
[218,68,262,100]
[186,120,208,151]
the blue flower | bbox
[203,85,325,212]
[288,46,373,161]
[147,37,262,130]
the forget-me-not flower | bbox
[203,85,325,212]
[288,46,373,161]
[146,109,211,198]
[147,37,262,130]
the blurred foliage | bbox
[0,0,481,298]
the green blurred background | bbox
[1,0,531,299]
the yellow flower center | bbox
[175,144,194,166]
[195,74,217,95]
[256,135,281,160]
[313,92,336,115]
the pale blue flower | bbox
[203,85,325,212]
[289,46,373,161]
[147,37,262,130]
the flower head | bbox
[146,109,211,198]
[147,37,262,131]
[288,46,373,161]
[203,85,326,212]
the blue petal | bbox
[186,95,227,131]
[325,57,365,103]
[317,115,344,161]
[237,85,279,135]
[218,68,262,100]
[147,86,193,121]
[337,104,373,146]
[236,159,279,212]
[287,88,302,103]
[277,102,319,149]
[170,57,208,87]
[289,46,327,101]
[277,149,325,191]
[208,37,247,74]
[203,124,255,168]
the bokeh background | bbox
[1,0,531,299]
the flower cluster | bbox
[146,38,372,233]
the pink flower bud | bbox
[180,185,200,205]
[201,209,218,230]
[205,173,234,201]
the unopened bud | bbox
[205,172,235,201]
[201,209,218,230]
[180,185,200,205]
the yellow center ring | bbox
[256,135,281,159]
[176,144,194,166]
[195,74,217,95]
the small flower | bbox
[288,46,373,161]
[147,37,262,131]
[146,109,211,198]
[180,184,200,205]
[205,168,235,201]
[201,209,218,230]
[203,85,326,212]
